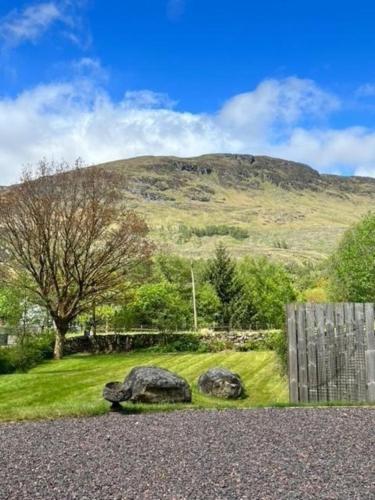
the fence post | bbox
[297,305,309,402]
[365,303,375,403]
[287,304,299,403]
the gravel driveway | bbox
[0,408,374,499]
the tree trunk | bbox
[53,320,69,360]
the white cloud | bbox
[356,83,375,98]
[123,90,177,109]
[1,76,375,184]
[0,81,238,184]
[0,1,88,49]
[70,57,108,81]
[218,77,340,142]
[0,2,62,47]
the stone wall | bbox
[200,329,278,350]
[64,333,190,355]
[64,330,281,355]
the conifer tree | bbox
[205,243,242,328]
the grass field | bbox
[0,351,288,422]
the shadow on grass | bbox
[108,405,145,415]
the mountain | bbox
[98,154,375,262]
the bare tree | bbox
[0,160,153,359]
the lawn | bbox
[0,351,288,422]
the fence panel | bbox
[287,303,374,403]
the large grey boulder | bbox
[123,366,192,403]
[198,368,244,399]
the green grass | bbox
[0,351,288,422]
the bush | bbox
[201,338,234,352]
[235,257,296,329]
[137,333,238,354]
[130,282,191,332]
[7,343,44,372]
[0,348,13,374]
[329,212,375,301]
[179,224,249,241]
[266,330,287,369]
[145,334,206,353]
[0,331,54,374]
[300,286,328,303]
[196,283,221,327]
[161,336,203,352]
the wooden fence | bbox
[287,303,375,403]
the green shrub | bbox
[235,257,296,329]
[162,336,203,352]
[144,334,206,353]
[0,348,13,374]
[30,331,55,359]
[266,330,287,369]
[201,338,234,352]
[0,331,54,374]
[153,335,236,354]
[136,333,237,354]
[179,224,249,241]
[7,343,44,372]
[329,212,375,301]
[130,282,191,332]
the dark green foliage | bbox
[130,282,191,332]
[6,343,44,373]
[153,254,192,291]
[287,260,328,296]
[179,224,249,241]
[196,283,221,326]
[0,331,54,374]
[146,334,206,353]
[0,349,13,374]
[235,257,296,329]
[0,287,24,326]
[142,334,237,353]
[73,250,304,334]
[202,338,235,352]
[205,244,243,327]
[329,213,375,301]
[111,307,136,332]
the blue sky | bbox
[1,0,375,183]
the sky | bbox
[1,1,375,184]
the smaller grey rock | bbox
[198,368,244,399]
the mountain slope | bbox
[97,154,375,262]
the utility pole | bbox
[191,261,198,331]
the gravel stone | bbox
[0,408,374,499]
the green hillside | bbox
[95,154,375,263]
